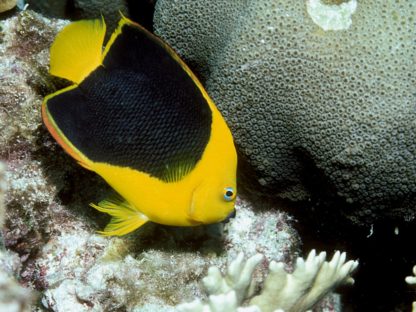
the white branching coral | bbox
[203,253,264,304]
[178,250,358,312]
[405,265,416,312]
[251,250,358,312]
[177,253,263,312]
[406,265,416,285]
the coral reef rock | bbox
[1,164,33,312]
[65,0,128,33]
[36,198,300,311]
[0,162,6,229]
[25,0,127,20]
[154,0,416,225]
[24,0,155,32]
[0,248,34,312]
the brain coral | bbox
[154,0,416,224]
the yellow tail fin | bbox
[90,195,148,236]
[49,18,106,84]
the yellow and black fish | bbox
[42,16,237,236]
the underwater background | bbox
[0,0,415,311]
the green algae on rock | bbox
[154,0,416,225]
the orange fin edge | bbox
[42,86,93,171]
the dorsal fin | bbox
[49,18,106,84]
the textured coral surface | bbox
[0,248,33,312]
[154,0,416,225]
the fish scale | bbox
[48,67,212,180]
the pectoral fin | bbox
[90,195,148,236]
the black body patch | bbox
[46,22,212,181]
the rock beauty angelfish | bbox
[41,16,237,236]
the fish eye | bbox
[223,187,236,201]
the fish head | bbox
[188,177,237,224]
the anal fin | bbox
[90,195,148,236]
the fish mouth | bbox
[187,218,203,225]
[222,209,236,223]
[187,185,233,225]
